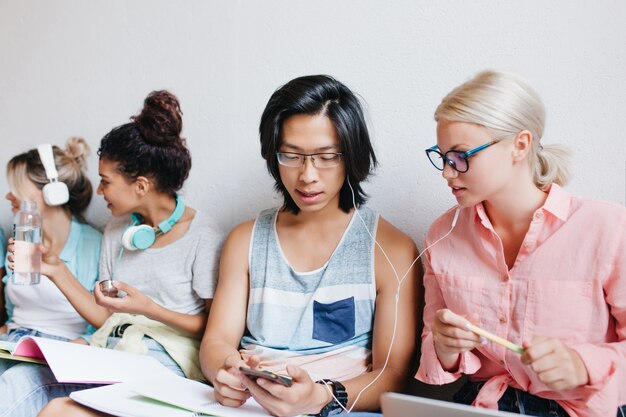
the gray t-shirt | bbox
[99,211,222,315]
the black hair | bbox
[97,90,191,196]
[259,75,377,214]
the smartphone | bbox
[238,367,293,387]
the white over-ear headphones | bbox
[37,144,69,206]
[121,194,185,251]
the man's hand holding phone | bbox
[242,364,333,417]
[213,353,257,408]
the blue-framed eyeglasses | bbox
[425,140,499,173]
[276,152,343,169]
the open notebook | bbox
[70,374,287,417]
[0,340,46,364]
[0,336,172,383]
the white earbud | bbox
[451,206,460,228]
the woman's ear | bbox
[134,176,152,196]
[512,130,533,162]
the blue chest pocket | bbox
[312,297,356,344]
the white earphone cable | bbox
[324,178,458,413]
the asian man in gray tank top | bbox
[200,75,422,417]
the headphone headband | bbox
[37,144,60,181]
[158,194,185,234]
[130,194,185,234]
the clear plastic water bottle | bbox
[12,200,42,285]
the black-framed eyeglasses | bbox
[276,152,343,169]
[425,140,499,173]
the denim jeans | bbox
[0,336,184,417]
[455,380,626,417]
[0,327,70,376]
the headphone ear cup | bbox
[121,225,156,251]
[42,181,70,206]
[37,144,69,206]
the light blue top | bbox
[242,206,378,355]
[3,218,102,335]
[0,228,5,268]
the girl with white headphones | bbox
[1,138,101,365]
[4,90,223,417]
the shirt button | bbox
[535,211,543,219]
[501,274,509,282]
[499,360,505,365]
[499,316,508,324]
[524,242,532,249]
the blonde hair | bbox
[7,137,93,222]
[434,70,571,189]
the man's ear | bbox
[134,176,152,196]
[512,130,533,162]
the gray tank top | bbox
[242,206,378,354]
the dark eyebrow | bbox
[281,143,340,152]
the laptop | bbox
[381,392,522,417]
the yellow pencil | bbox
[467,324,525,354]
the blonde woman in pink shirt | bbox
[416,70,626,417]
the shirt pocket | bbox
[524,279,593,343]
[436,274,486,319]
[312,297,356,344]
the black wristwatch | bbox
[313,379,348,416]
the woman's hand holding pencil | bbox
[431,309,588,391]
[431,309,526,371]
[431,309,487,371]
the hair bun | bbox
[64,136,91,171]
[132,90,183,146]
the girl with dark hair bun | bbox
[5,90,223,417]
[98,90,191,196]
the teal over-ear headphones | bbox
[121,194,185,251]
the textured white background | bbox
[1,1,625,245]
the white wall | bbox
[1,0,625,244]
